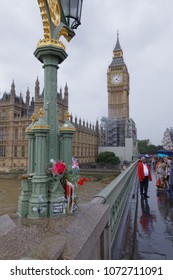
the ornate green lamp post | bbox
[18,0,83,218]
[35,0,83,161]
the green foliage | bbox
[96,151,120,165]
[138,140,163,155]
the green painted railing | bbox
[93,161,138,246]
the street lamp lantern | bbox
[60,0,83,29]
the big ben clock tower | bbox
[108,32,129,119]
[101,32,137,161]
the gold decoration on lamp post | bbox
[66,111,71,120]
[47,0,61,27]
[37,0,75,49]
[38,108,44,118]
[31,113,36,122]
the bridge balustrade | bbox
[92,160,138,258]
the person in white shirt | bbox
[138,157,152,198]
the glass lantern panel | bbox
[69,0,78,18]
[60,0,83,29]
[60,0,70,16]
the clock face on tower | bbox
[111,74,123,85]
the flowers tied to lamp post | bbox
[52,161,66,175]
[49,159,88,213]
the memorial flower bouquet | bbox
[50,159,88,213]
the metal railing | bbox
[93,160,138,246]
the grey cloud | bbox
[1,0,173,145]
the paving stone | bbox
[0,214,16,237]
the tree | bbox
[138,140,163,155]
[96,151,120,165]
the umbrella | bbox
[144,154,150,158]
[158,153,168,158]
[157,149,173,157]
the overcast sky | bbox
[0,0,173,146]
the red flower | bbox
[83,177,88,182]
[77,177,88,186]
[52,161,66,175]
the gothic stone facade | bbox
[162,127,173,150]
[0,79,99,171]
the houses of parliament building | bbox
[0,78,99,171]
[0,33,137,171]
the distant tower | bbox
[34,77,41,115]
[64,83,68,105]
[10,80,16,104]
[107,32,129,119]
[9,80,16,120]
[35,76,40,101]
[26,87,30,116]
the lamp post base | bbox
[18,178,32,217]
[49,177,67,217]
[28,176,49,219]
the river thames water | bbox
[0,179,21,216]
[0,174,115,216]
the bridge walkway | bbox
[130,171,173,260]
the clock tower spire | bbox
[108,32,129,119]
[113,30,122,54]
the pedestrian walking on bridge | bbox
[155,157,167,190]
[138,157,152,198]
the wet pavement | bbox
[134,172,173,259]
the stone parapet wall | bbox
[62,201,110,260]
[0,202,111,260]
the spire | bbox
[10,80,15,103]
[96,119,99,131]
[64,83,68,95]
[26,86,30,96]
[70,113,73,122]
[64,83,68,105]
[26,87,30,106]
[113,30,122,52]
[11,80,15,93]
[59,87,62,98]
[35,76,40,101]
[110,31,125,67]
